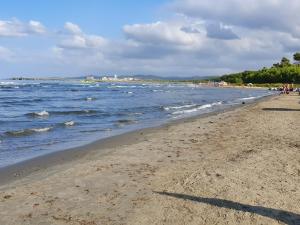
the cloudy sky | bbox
[0,0,299,78]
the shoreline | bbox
[0,94,275,185]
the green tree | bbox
[280,57,290,67]
[219,53,300,84]
[293,52,300,64]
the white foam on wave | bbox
[7,130,26,136]
[86,97,95,101]
[64,121,75,126]
[35,110,49,117]
[31,127,53,132]
[0,81,15,85]
[6,126,53,136]
[239,96,257,101]
[172,102,222,115]
[109,85,127,88]
[164,104,197,111]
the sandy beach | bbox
[0,94,299,225]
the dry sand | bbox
[0,94,299,225]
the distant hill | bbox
[128,75,219,81]
[59,74,219,81]
[10,74,220,82]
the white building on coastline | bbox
[100,75,137,82]
[85,75,95,80]
[84,74,138,82]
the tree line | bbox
[220,53,300,84]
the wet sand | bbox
[0,94,299,225]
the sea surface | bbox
[0,80,273,167]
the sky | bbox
[0,0,300,78]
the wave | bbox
[26,110,49,117]
[26,109,99,117]
[108,85,137,89]
[64,121,75,126]
[4,120,78,138]
[109,85,127,88]
[85,97,96,101]
[116,106,163,116]
[7,98,43,103]
[51,109,98,115]
[5,126,53,137]
[0,82,43,89]
[172,102,222,115]
[115,119,138,126]
[164,104,197,111]
[31,127,53,132]
[0,85,19,89]
[239,96,257,101]
[79,128,112,133]
[152,89,163,92]
[129,112,143,115]
[0,81,15,85]
[0,82,19,89]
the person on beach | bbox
[281,84,286,94]
[281,84,290,94]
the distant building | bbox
[218,81,228,86]
[100,75,138,82]
[86,75,95,80]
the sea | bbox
[0,80,274,167]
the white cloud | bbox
[205,22,239,40]
[123,21,202,46]
[28,20,46,34]
[0,19,46,37]
[171,0,300,37]
[59,35,87,49]
[51,15,300,76]
[64,22,82,34]
[57,22,107,50]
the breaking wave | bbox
[239,96,257,101]
[26,110,49,117]
[5,127,53,137]
[26,110,99,117]
[164,104,197,111]
[172,102,222,115]
[64,121,75,126]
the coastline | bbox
[0,94,275,185]
[0,94,299,225]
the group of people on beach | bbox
[279,83,300,94]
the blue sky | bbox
[0,0,299,78]
[1,0,167,38]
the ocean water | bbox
[0,80,273,167]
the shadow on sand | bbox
[155,192,300,225]
[262,108,300,112]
